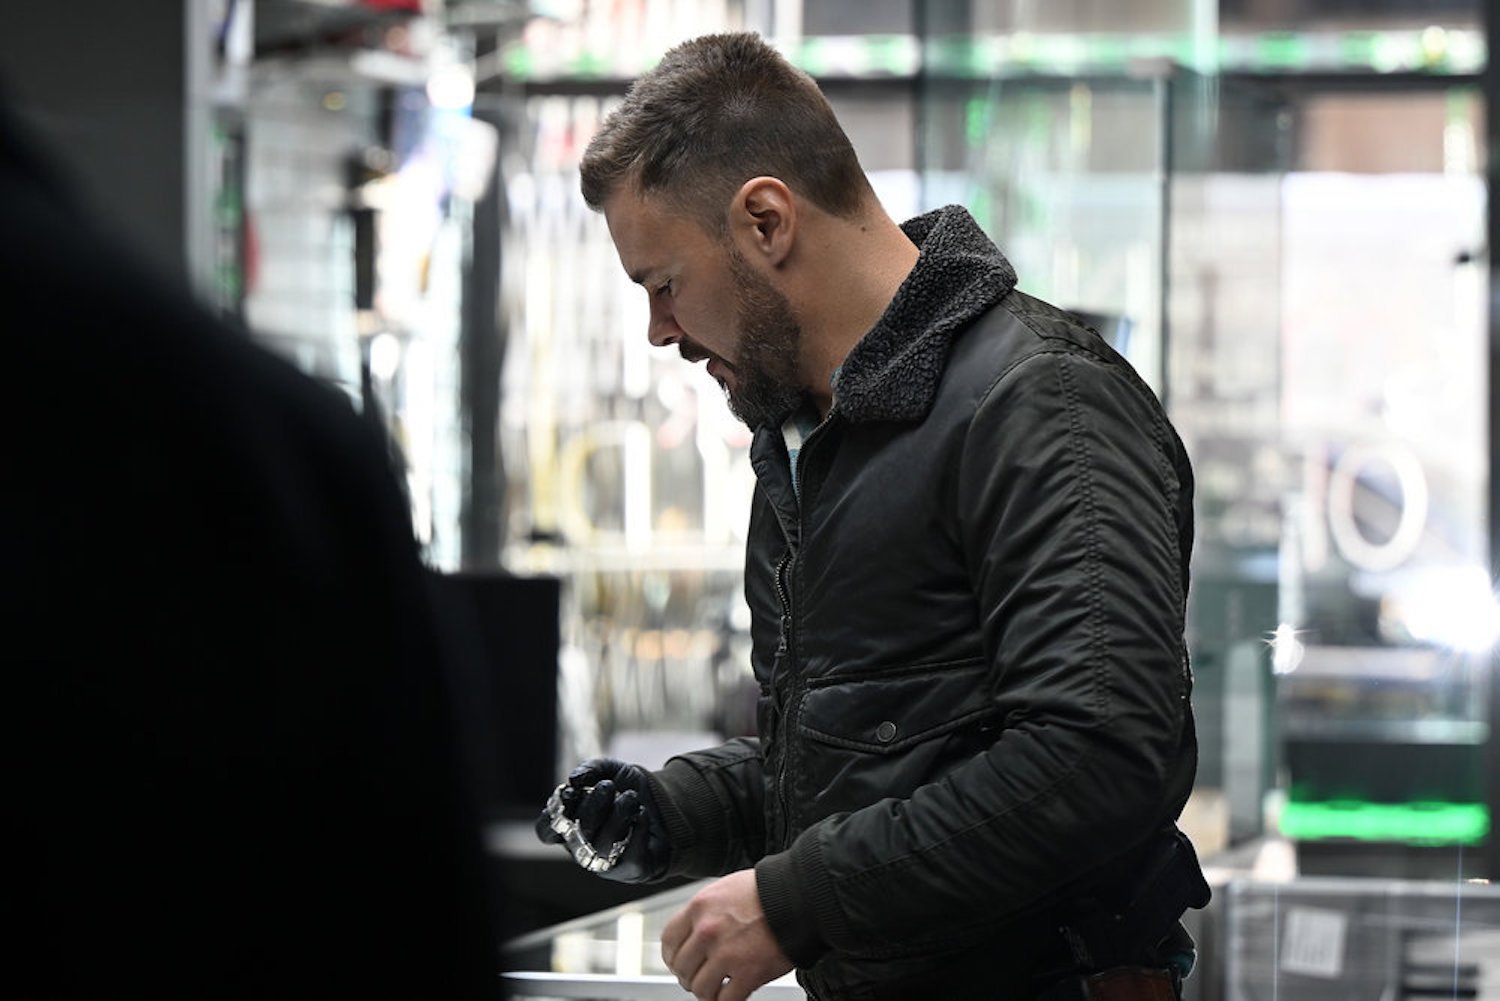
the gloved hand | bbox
[534,757,671,883]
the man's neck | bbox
[793,210,920,418]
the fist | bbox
[534,757,671,883]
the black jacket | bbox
[650,206,1203,999]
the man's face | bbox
[603,190,805,428]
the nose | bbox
[647,297,682,348]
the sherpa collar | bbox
[829,205,1017,425]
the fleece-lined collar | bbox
[829,205,1018,425]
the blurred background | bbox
[6,1,1500,997]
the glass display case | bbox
[501,874,1500,1001]
[1264,103,1490,876]
[1225,877,1500,1001]
[502,881,804,1000]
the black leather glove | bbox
[534,757,671,883]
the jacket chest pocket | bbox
[790,658,996,824]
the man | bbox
[537,32,1208,1001]
[1,93,500,996]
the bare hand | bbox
[660,870,793,1001]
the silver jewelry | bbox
[545,783,632,873]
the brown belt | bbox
[1036,965,1180,1001]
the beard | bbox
[722,248,807,429]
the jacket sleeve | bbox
[649,737,768,878]
[755,348,1195,964]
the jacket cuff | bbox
[754,833,843,968]
[647,758,728,877]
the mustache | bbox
[678,342,712,364]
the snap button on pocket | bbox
[875,720,898,743]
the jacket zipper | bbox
[771,547,793,848]
[769,408,837,849]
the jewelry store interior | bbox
[8,1,1500,998]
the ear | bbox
[729,177,796,268]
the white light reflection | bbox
[1383,565,1500,653]
[1267,622,1306,676]
[614,910,644,977]
[425,64,475,111]
[368,332,402,382]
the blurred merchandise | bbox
[496,86,760,769]
[207,0,498,566]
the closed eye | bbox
[653,279,674,298]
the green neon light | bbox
[796,37,831,77]
[866,35,915,75]
[1258,32,1309,68]
[499,29,1485,82]
[927,37,978,76]
[1280,800,1489,846]
[1340,32,1377,67]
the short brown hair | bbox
[579,32,872,232]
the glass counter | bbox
[501,870,1500,1001]
[501,880,802,1000]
